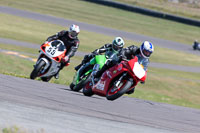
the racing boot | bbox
[54,72,59,79]
[94,65,108,82]
[126,88,135,95]
[54,63,65,79]
[75,63,82,71]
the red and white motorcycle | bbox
[83,56,146,100]
[30,40,69,82]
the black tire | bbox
[72,74,91,92]
[83,81,94,96]
[70,83,75,90]
[30,60,46,80]
[41,76,52,82]
[106,79,132,101]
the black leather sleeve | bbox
[92,44,112,54]
[66,40,80,58]
[46,30,66,41]
[46,34,58,42]
[121,45,139,59]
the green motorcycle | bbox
[70,54,107,92]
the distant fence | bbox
[83,0,200,27]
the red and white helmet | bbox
[140,41,154,58]
[68,24,80,39]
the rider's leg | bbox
[75,54,94,71]
[55,59,70,79]
[94,64,108,79]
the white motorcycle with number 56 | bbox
[30,40,69,82]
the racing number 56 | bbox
[47,47,56,55]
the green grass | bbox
[0,0,200,45]
[1,126,20,133]
[1,126,45,133]
[0,43,38,55]
[116,0,200,20]
[151,46,200,67]
[132,67,200,109]
[1,13,200,67]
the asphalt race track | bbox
[0,6,200,133]
[0,74,200,133]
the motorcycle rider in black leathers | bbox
[46,24,80,79]
[120,41,154,94]
[74,37,125,83]
[75,37,125,72]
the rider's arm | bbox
[92,44,112,55]
[82,44,112,64]
[121,45,139,59]
[128,45,139,56]
[46,30,66,42]
[66,39,80,58]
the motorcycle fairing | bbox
[128,56,146,82]
[92,56,147,95]
[36,40,67,77]
[41,41,67,62]
[93,63,127,96]
[37,51,61,78]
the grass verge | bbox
[0,0,200,45]
[0,13,200,67]
[133,67,200,109]
[115,0,200,20]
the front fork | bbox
[72,62,90,85]
[37,58,50,73]
[115,72,128,88]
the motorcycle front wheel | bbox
[106,79,132,101]
[83,81,94,96]
[30,60,46,80]
[72,74,91,92]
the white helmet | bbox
[112,37,125,52]
[69,24,80,39]
[140,41,154,58]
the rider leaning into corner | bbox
[46,24,80,79]
[74,37,125,71]
[91,40,154,95]
[120,41,154,94]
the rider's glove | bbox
[92,50,98,55]
[85,53,94,60]
[119,54,126,60]
[47,38,53,42]
[62,56,69,63]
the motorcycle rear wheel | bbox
[41,76,52,82]
[106,79,132,101]
[30,60,46,80]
